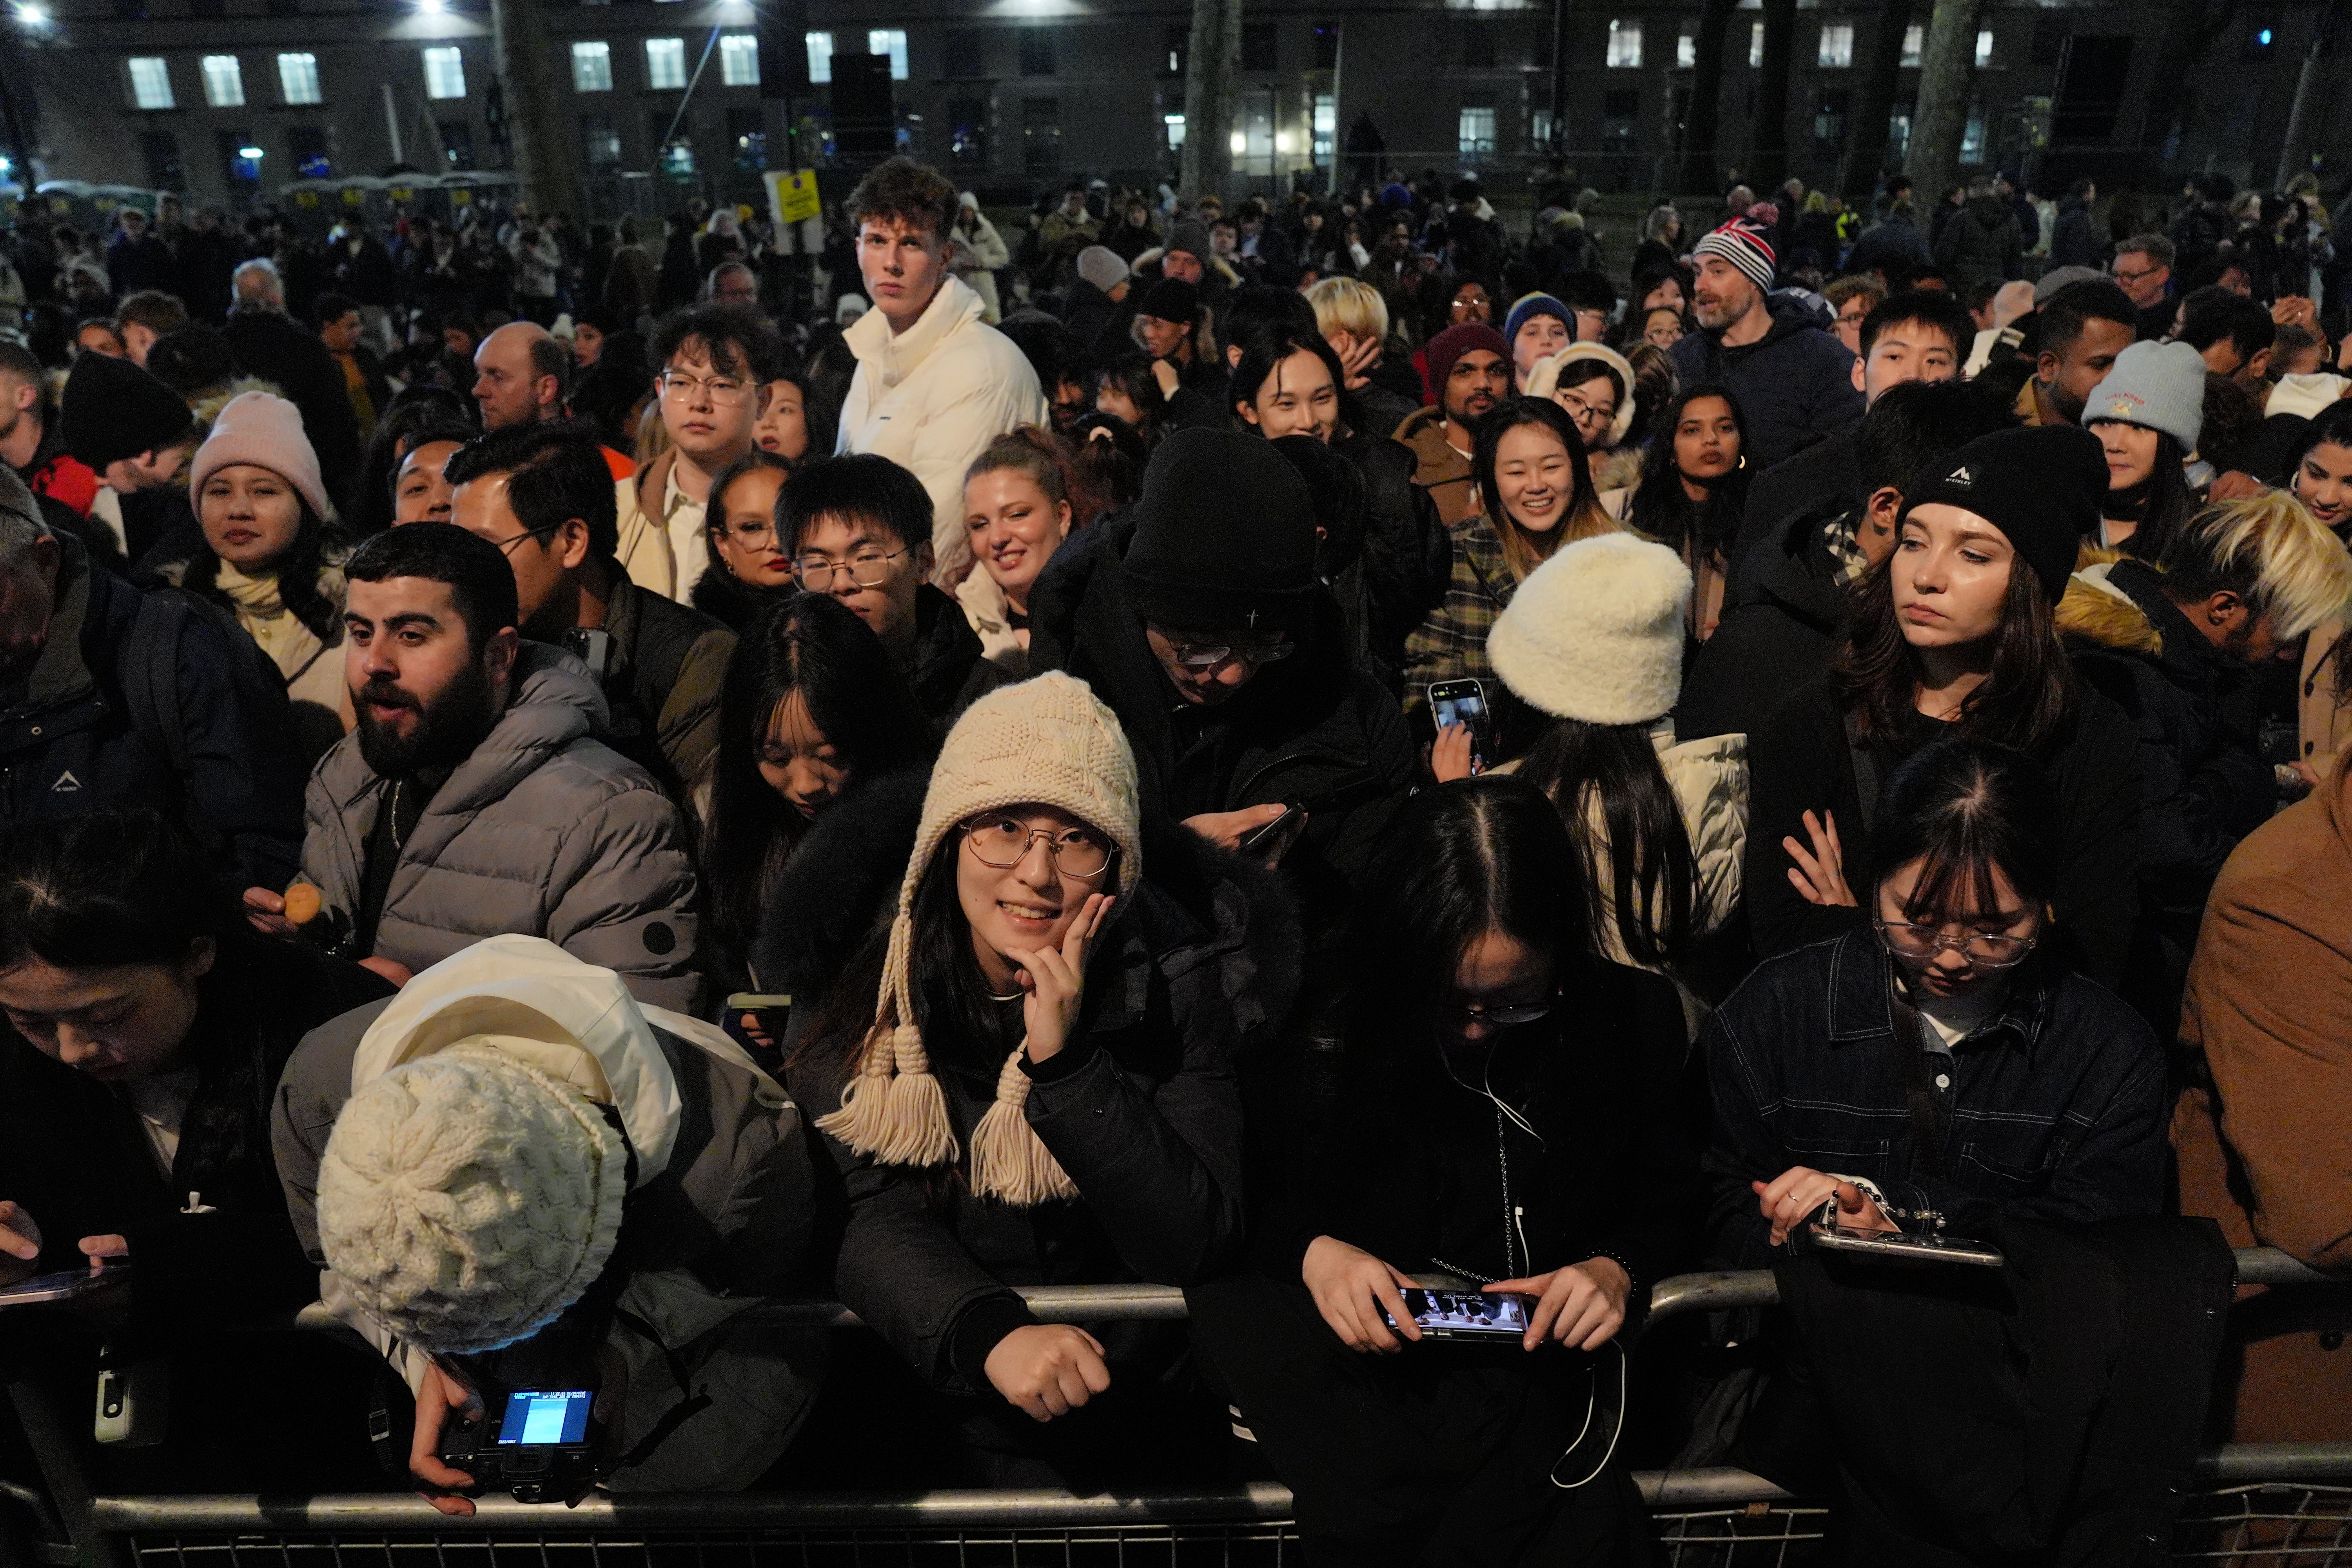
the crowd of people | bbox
[1,145,2350,1565]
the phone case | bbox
[1809,1223,2005,1268]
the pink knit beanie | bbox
[192,392,332,520]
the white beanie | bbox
[1487,533,1691,726]
[191,390,333,521]
[817,672,1141,1207]
[2083,339,2205,453]
[1523,343,1638,448]
[2267,372,2352,423]
[317,1042,629,1354]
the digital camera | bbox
[438,1388,599,1504]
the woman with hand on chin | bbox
[1187,778,1690,1565]
[786,673,1297,1486]
[1744,425,2142,988]
[1711,736,2165,1268]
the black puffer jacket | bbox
[1680,497,1856,743]
[1931,194,2024,292]
[2062,557,2272,1023]
[1335,428,1451,694]
[786,822,1302,1394]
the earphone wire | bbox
[1550,1339,1630,1490]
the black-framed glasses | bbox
[1873,920,2038,968]
[492,526,559,557]
[959,813,1113,879]
[1155,635,1296,670]
[794,546,909,590]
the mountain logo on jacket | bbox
[49,770,81,794]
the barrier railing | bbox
[7,1247,2346,1568]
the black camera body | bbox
[439,1388,599,1504]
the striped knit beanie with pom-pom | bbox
[817,671,1141,1207]
[315,1042,630,1354]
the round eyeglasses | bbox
[1873,920,2037,968]
[960,814,1113,879]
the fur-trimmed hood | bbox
[2058,547,2165,657]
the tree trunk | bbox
[1843,0,1913,194]
[488,0,580,216]
[1903,0,1982,203]
[1678,0,1739,194]
[1179,0,1242,201]
[1749,0,1799,189]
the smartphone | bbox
[562,627,616,682]
[1809,1221,2005,1269]
[0,1267,127,1309]
[1238,802,1308,863]
[1385,1287,1535,1341]
[725,992,793,1014]
[1427,679,1496,766]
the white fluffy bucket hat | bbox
[1488,532,1691,726]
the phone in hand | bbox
[1809,1216,2005,1269]
[1383,1287,1535,1341]
[1238,802,1308,864]
[1427,679,1496,770]
[0,1266,127,1309]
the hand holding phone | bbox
[0,1201,40,1287]
[1238,802,1308,864]
[1427,680,1495,775]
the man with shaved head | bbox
[472,321,570,431]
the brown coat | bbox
[1393,405,1479,529]
[2172,760,2352,1442]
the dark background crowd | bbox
[0,143,2349,1566]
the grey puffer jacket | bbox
[300,642,702,1011]
[272,937,825,1491]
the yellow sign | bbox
[294,190,319,209]
[342,187,364,206]
[766,169,820,227]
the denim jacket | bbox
[1702,929,2169,1269]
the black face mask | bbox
[354,657,500,778]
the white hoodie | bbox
[835,274,1047,583]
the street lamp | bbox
[11,4,47,25]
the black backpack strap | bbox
[1841,710,1880,838]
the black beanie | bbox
[1898,425,2107,603]
[61,351,194,472]
[1138,277,1200,325]
[1123,428,1319,631]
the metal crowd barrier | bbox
[3,1249,2345,1568]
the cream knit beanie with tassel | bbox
[817,672,1142,1206]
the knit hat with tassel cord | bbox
[816,672,1142,1206]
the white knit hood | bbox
[350,933,684,1184]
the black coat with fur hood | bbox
[766,779,1302,1396]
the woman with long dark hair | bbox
[753,369,839,465]
[1744,425,2142,986]
[1094,351,1218,446]
[784,673,1296,1488]
[143,392,351,764]
[701,593,936,998]
[1403,398,1617,738]
[2083,339,2203,561]
[0,810,390,1428]
[1434,534,1746,1027]
[1620,384,1749,641]
[1188,776,1689,1565]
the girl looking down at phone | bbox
[786,673,1298,1488]
[1188,777,1693,1564]
[1704,736,2166,1270]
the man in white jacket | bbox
[835,157,1046,587]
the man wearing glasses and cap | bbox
[1028,428,1416,947]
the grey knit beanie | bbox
[1075,245,1129,293]
[2083,339,2206,453]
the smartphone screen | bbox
[496,1389,593,1446]
[1430,688,1486,736]
[1385,1287,1531,1339]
